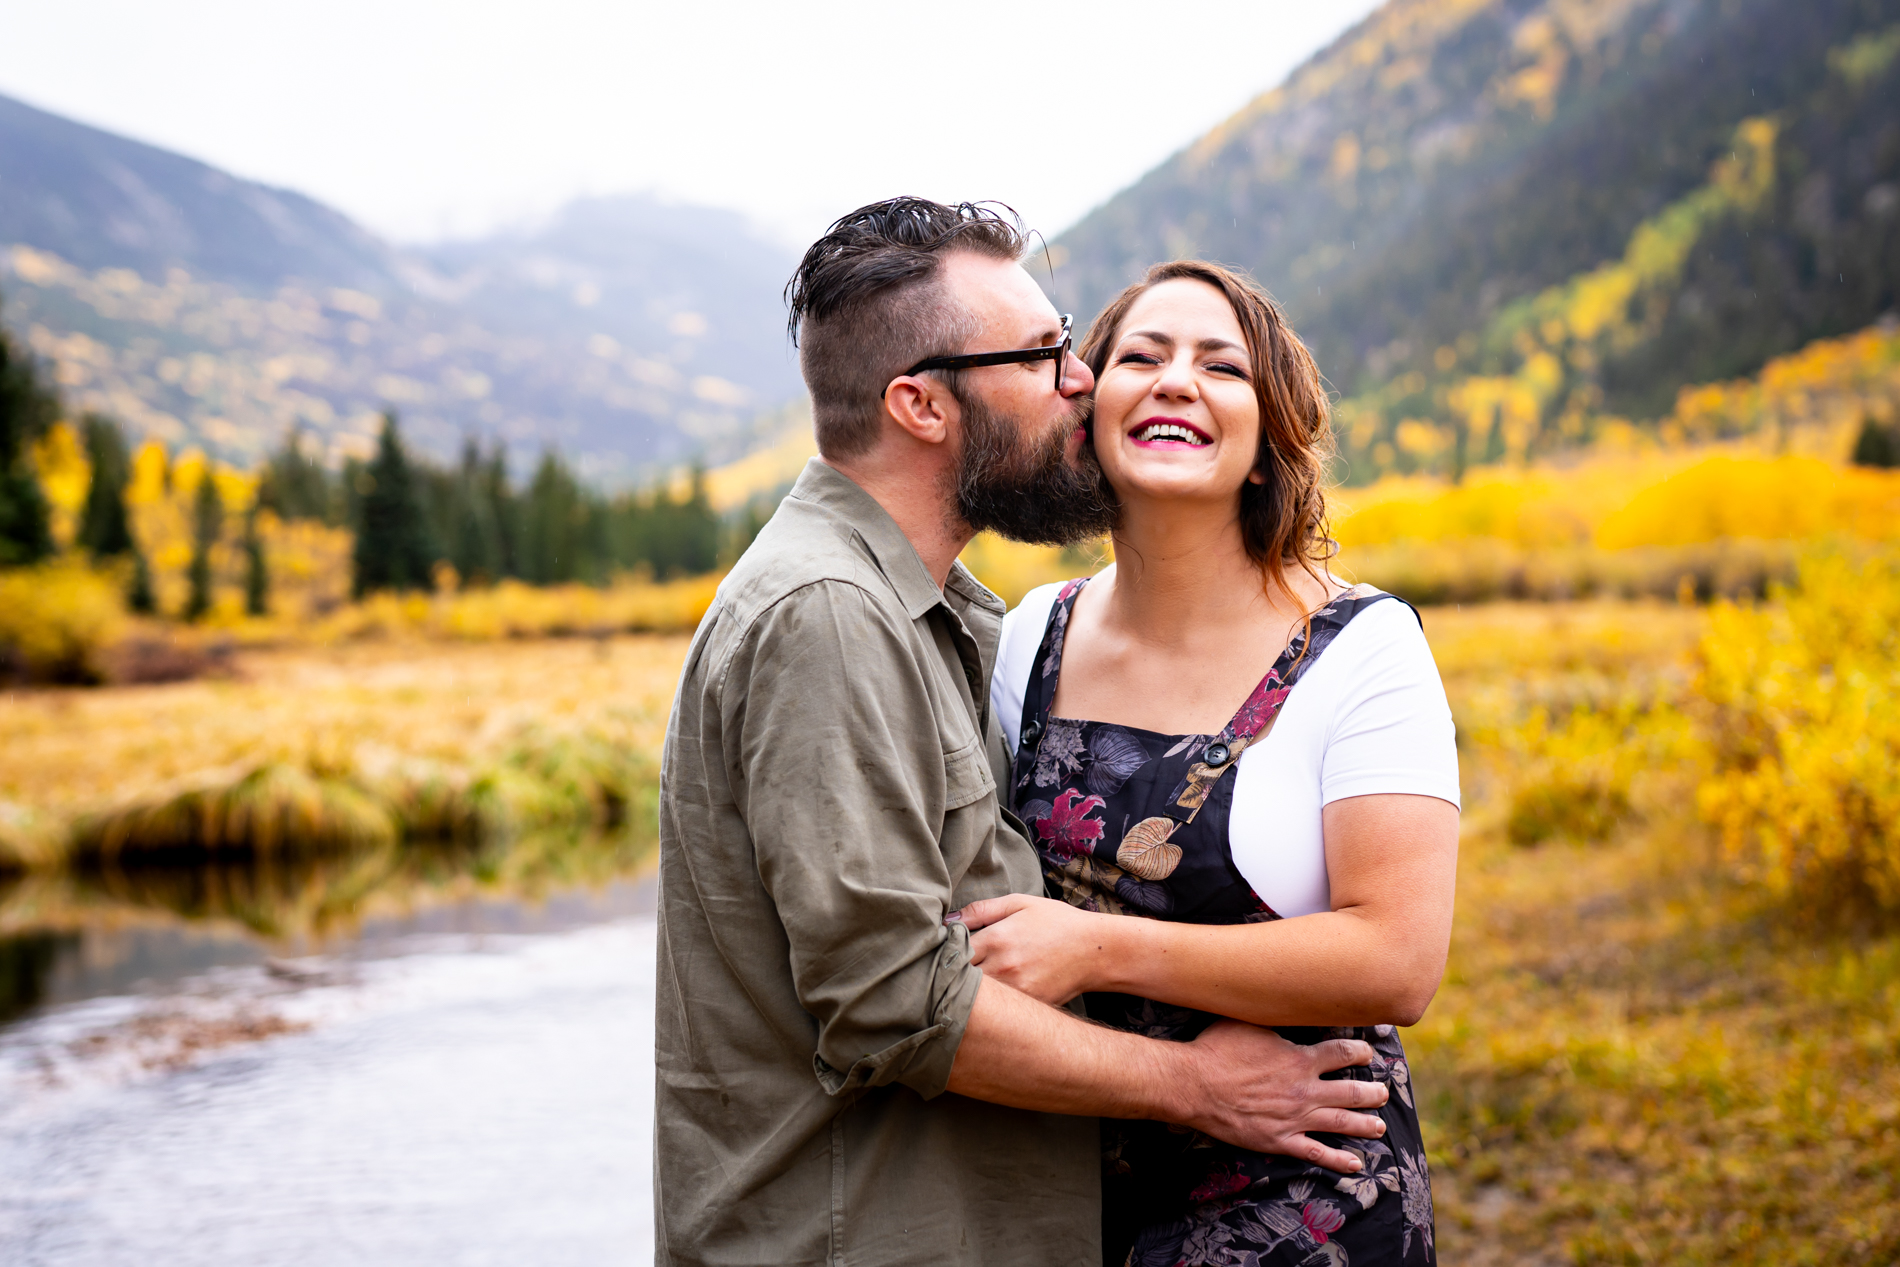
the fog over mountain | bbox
[0,91,802,480]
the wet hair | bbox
[1078,259,1337,602]
[785,197,1024,459]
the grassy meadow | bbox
[7,553,1900,1261]
[6,318,1900,1262]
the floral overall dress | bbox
[1010,579,1436,1267]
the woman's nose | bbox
[1153,355,1200,399]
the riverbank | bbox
[0,634,690,872]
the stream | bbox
[0,841,659,1266]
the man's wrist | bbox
[1128,1029,1203,1125]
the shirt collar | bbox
[787,458,959,622]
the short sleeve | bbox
[989,582,1064,758]
[1318,600,1461,809]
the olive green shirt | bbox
[654,459,1098,1266]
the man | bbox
[655,198,1387,1266]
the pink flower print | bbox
[1300,1201,1346,1244]
[1229,680,1289,739]
[1037,788,1106,861]
[1188,1167,1252,1204]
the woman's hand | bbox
[953,893,1119,1006]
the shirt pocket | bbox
[942,733,997,812]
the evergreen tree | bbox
[481,444,519,578]
[256,426,341,523]
[184,471,223,621]
[77,413,135,557]
[449,437,504,585]
[242,508,269,616]
[351,411,438,597]
[127,549,155,614]
[519,449,585,584]
[1852,414,1899,468]
[0,299,57,566]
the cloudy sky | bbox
[0,0,1382,248]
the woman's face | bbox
[1090,279,1262,510]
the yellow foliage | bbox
[957,534,1111,607]
[1695,552,1900,910]
[1596,455,1900,547]
[0,557,126,682]
[29,422,90,548]
[312,573,722,642]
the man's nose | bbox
[1059,349,1094,398]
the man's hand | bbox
[957,893,1108,1006]
[1175,1024,1388,1172]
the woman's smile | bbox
[1129,417,1212,447]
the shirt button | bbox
[1022,719,1045,746]
[1203,741,1232,767]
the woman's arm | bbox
[960,792,1457,1027]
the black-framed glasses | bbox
[885,314,1073,398]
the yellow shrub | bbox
[958,535,1110,607]
[1695,552,1900,910]
[0,558,127,682]
[309,573,723,642]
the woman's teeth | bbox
[1134,422,1208,445]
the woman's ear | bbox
[1248,466,1268,485]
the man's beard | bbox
[950,391,1119,546]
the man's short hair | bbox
[785,198,1025,459]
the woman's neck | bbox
[1101,496,1325,645]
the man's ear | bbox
[882,377,959,447]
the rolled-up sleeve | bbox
[722,580,981,1100]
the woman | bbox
[965,261,1459,1266]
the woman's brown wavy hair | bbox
[1078,260,1337,603]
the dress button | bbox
[1202,741,1232,767]
[1022,719,1044,746]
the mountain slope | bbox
[0,93,802,479]
[0,92,396,295]
[1051,0,1900,479]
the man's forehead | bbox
[942,252,1058,333]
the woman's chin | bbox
[1106,469,1247,509]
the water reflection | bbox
[0,819,658,1025]
[0,930,79,1025]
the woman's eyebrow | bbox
[1125,330,1245,354]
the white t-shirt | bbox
[990,581,1460,918]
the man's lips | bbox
[1128,416,1212,447]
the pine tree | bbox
[77,413,135,557]
[519,450,582,584]
[481,444,518,578]
[127,549,155,614]
[351,411,437,597]
[1851,414,1898,468]
[256,426,341,523]
[184,471,223,621]
[450,437,504,585]
[243,508,269,616]
[0,299,57,566]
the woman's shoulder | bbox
[997,580,1078,673]
[1301,587,1443,692]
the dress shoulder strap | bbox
[1162,584,1404,823]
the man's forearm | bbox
[944,975,1192,1120]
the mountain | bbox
[1050,0,1900,481]
[0,91,802,481]
[0,93,396,294]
